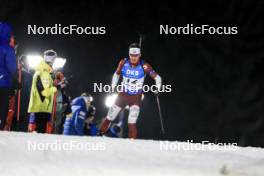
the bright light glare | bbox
[53,57,66,70]
[89,96,93,102]
[105,93,118,107]
[26,55,42,69]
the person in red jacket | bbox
[99,43,162,139]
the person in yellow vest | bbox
[28,50,57,133]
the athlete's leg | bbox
[128,105,140,139]
[100,104,122,133]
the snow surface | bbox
[0,132,264,176]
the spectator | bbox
[27,50,57,133]
[63,93,96,136]
[53,71,70,134]
[0,22,17,130]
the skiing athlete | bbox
[99,43,162,139]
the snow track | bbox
[0,132,263,176]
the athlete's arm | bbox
[143,62,162,91]
[111,59,125,89]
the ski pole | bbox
[138,33,145,48]
[17,62,22,122]
[155,94,165,134]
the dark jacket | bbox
[0,22,17,88]
[63,97,88,136]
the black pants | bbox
[35,113,50,133]
[0,88,9,130]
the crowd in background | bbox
[0,22,101,137]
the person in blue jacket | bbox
[63,93,97,136]
[0,22,17,130]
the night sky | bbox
[1,0,264,147]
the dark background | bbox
[1,0,264,147]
